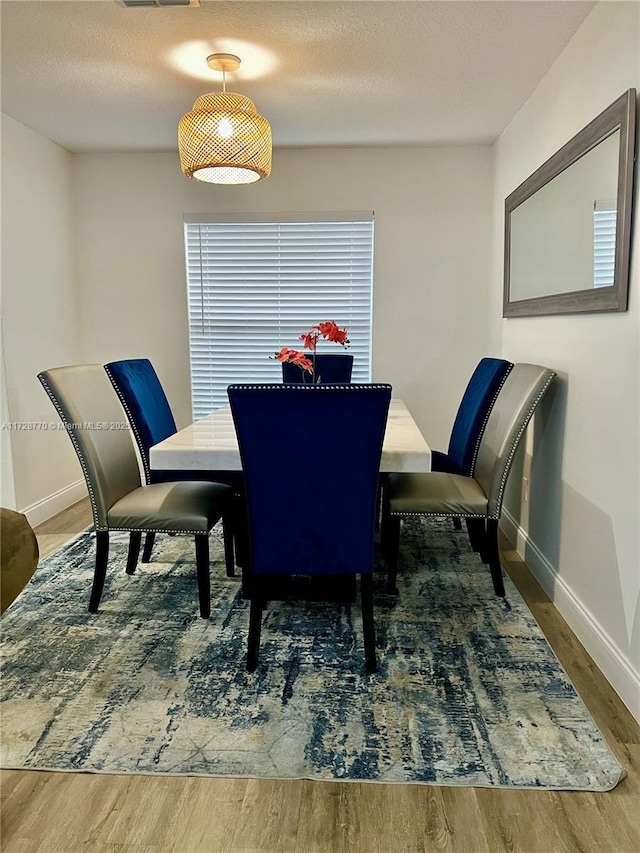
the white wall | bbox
[492,2,640,720]
[72,146,496,444]
[1,317,16,509]
[1,114,85,522]
[1,138,496,524]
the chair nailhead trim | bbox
[227,383,392,392]
[390,511,495,519]
[493,371,555,516]
[109,527,215,535]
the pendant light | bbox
[178,53,272,184]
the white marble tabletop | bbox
[150,398,431,473]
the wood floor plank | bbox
[228,778,303,851]
[34,498,92,536]
[296,782,490,853]
[318,782,384,853]
[34,498,93,559]
[1,501,638,852]
[0,769,54,847]
[475,788,586,853]
[437,787,491,853]
[167,778,248,853]
[99,776,192,848]
[294,780,350,853]
[1,771,124,852]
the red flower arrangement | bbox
[273,320,350,381]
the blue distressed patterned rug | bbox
[0,519,624,790]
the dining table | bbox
[149,398,432,474]
[150,397,430,602]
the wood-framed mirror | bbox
[503,89,636,318]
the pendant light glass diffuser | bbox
[178,54,272,184]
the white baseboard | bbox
[21,480,87,528]
[501,509,640,724]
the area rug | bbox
[0,518,624,790]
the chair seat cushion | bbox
[388,472,489,517]
[108,481,233,533]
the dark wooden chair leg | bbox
[479,525,492,565]
[126,531,141,575]
[360,573,377,674]
[233,497,250,569]
[380,508,390,551]
[380,511,389,552]
[465,517,486,553]
[386,516,401,593]
[479,535,490,565]
[486,518,505,597]
[376,475,387,531]
[379,478,391,549]
[222,515,235,577]
[195,534,211,618]
[89,531,109,613]
[452,517,462,530]
[247,596,264,672]
[141,532,156,563]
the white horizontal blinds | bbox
[593,200,617,289]
[184,216,374,419]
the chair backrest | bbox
[228,383,391,576]
[474,363,556,517]
[447,357,513,475]
[104,358,177,484]
[282,353,354,384]
[38,365,141,530]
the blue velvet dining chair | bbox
[282,353,354,384]
[104,358,238,574]
[228,382,392,674]
[432,357,513,476]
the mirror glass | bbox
[509,131,619,301]
[503,89,636,318]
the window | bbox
[184,213,374,418]
[593,201,617,289]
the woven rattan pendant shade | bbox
[178,69,272,184]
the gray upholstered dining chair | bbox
[383,363,556,596]
[380,356,513,551]
[38,365,234,617]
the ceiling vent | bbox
[119,1,201,8]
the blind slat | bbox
[184,218,374,416]
[593,207,617,289]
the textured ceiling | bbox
[0,0,596,153]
